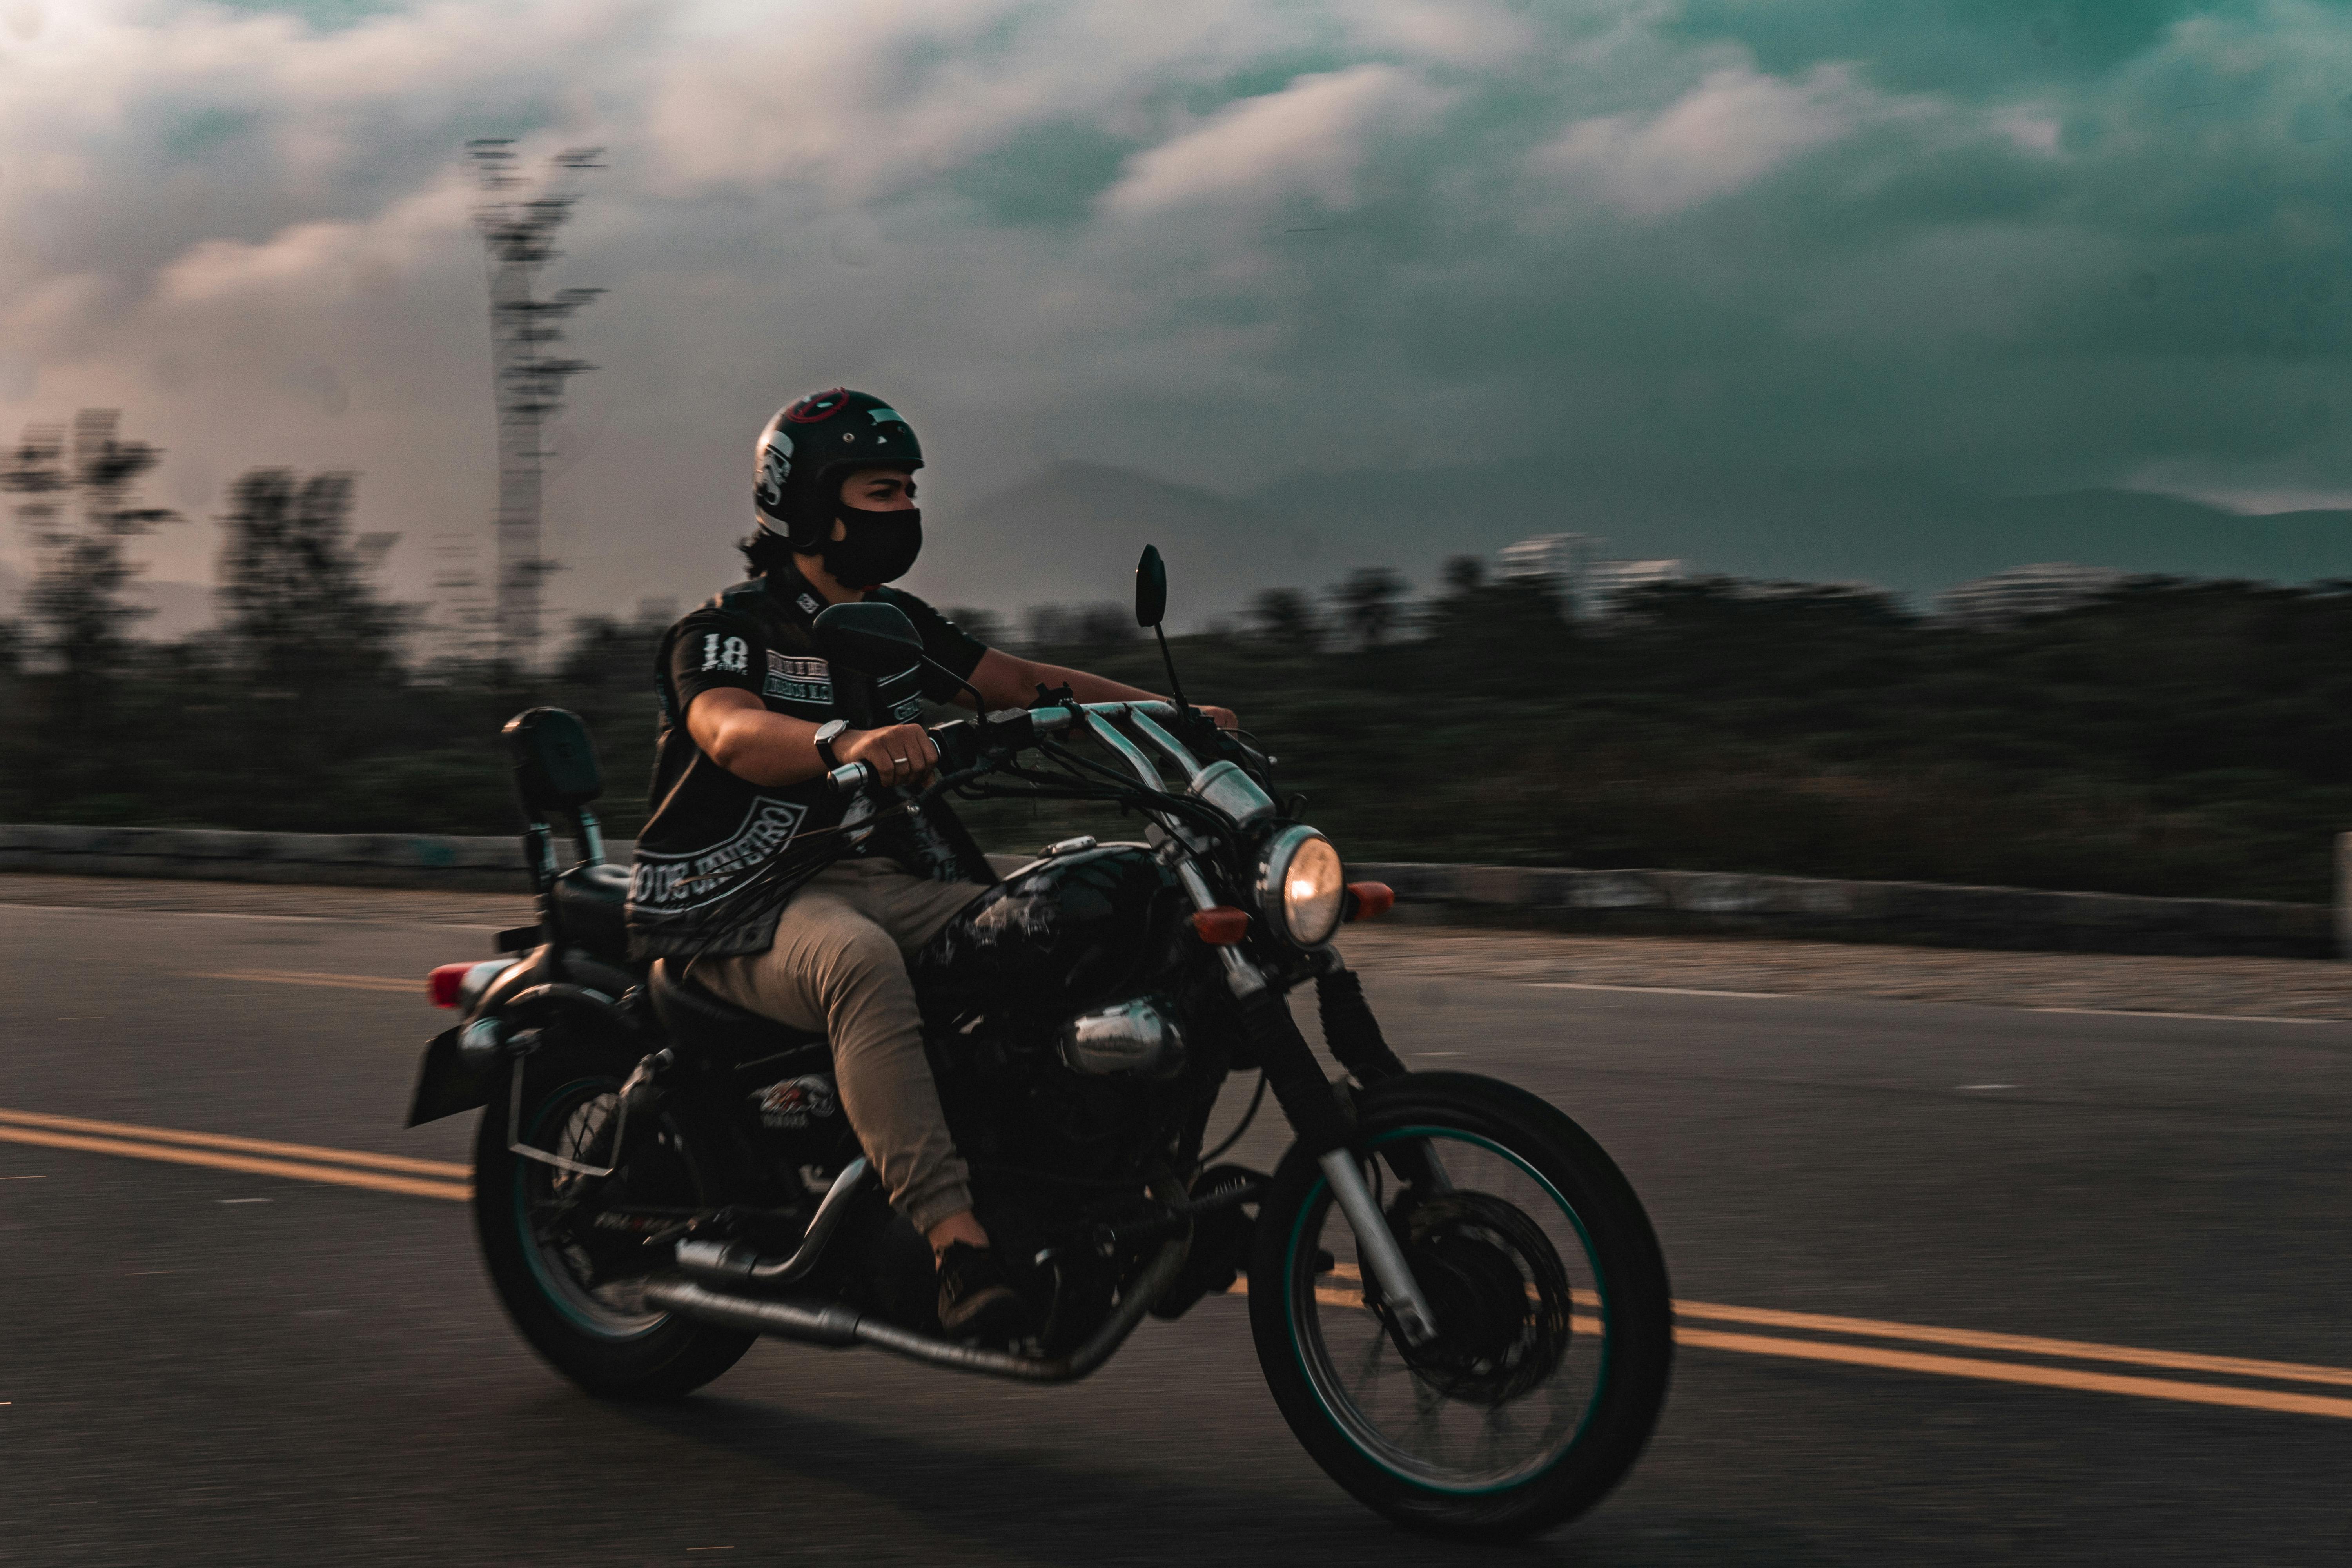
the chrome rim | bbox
[1285,1127,1608,1494]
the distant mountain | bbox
[10,466,2345,642]
[918,461,2352,619]
[1251,462,2352,599]
[907,461,1327,631]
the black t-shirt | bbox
[625,564,987,958]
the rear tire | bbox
[1248,1072,1671,1540]
[474,1048,755,1400]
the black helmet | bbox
[752,388,924,550]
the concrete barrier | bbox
[1350,861,2332,958]
[0,823,2335,958]
[0,823,563,894]
[2340,832,2352,961]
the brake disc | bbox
[1382,1189,1574,1406]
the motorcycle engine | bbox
[1056,998,1185,1080]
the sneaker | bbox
[935,1241,1033,1345]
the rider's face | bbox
[835,466,917,533]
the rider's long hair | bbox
[738,527,795,579]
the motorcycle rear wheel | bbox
[1247,1072,1671,1540]
[474,1049,756,1400]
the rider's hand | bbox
[1197,705,1239,731]
[837,723,939,788]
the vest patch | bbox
[627,799,808,912]
[764,650,832,705]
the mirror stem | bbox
[922,655,991,718]
[1153,624,1191,714]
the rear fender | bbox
[406,944,625,1128]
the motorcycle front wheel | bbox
[474,1045,756,1400]
[1248,1072,1672,1540]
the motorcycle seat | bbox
[549,862,630,960]
[647,958,830,1061]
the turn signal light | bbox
[1192,907,1251,945]
[1344,882,1395,922]
[427,963,472,1008]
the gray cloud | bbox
[0,0,2347,624]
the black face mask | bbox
[820,505,923,587]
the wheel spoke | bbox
[1289,1126,1610,1490]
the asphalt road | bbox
[4,899,2350,1566]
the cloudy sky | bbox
[4,0,2349,627]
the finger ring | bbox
[889,754,907,766]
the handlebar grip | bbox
[929,721,983,775]
[827,761,876,794]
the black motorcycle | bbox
[407,548,1671,1539]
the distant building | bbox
[1936,563,2127,626]
[1498,533,1597,586]
[1583,558,1686,614]
[1496,534,1684,620]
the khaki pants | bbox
[691,858,987,1236]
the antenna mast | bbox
[467,141,603,673]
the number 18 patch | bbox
[701,633,750,674]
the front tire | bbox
[1248,1072,1671,1540]
[474,1048,755,1399]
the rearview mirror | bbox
[814,600,923,676]
[1135,544,1167,630]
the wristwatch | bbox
[814,718,850,769]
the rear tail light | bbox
[427,964,471,1008]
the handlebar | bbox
[822,699,1242,799]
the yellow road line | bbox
[180,969,421,995]
[18,1108,2352,1421]
[1668,1297,2352,1391]
[1312,1265,2352,1402]
[1674,1327,2352,1421]
[0,1108,470,1180]
[0,1125,468,1202]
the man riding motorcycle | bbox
[626,387,1234,1343]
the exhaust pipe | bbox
[674,1158,871,1288]
[643,1231,1191,1385]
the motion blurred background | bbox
[3,0,2350,901]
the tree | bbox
[217,468,402,695]
[1442,554,1486,593]
[1245,587,1322,652]
[2,409,183,785]
[1330,567,1407,649]
[941,605,1007,650]
[2,410,182,743]
[1023,602,1132,649]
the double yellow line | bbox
[0,1107,470,1202]
[1250,1266,2352,1423]
[9,1102,2350,1424]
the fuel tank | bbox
[911,843,1187,1017]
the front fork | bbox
[1223,946,1443,1347]
[1163,831,1441,1341]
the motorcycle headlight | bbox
[1259,826,1345,948]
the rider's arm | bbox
[964,650,1237,730]
[687,688,936,788]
